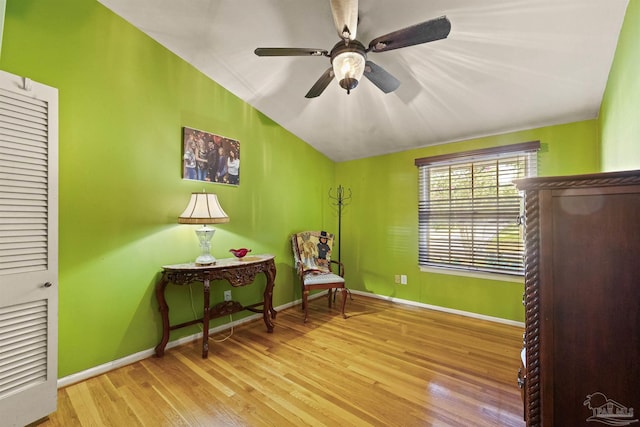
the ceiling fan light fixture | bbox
[331,40,366,95]
[333,52,365,94]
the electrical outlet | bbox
[400,275,407,285]
[224,290,232,301]
[394,275,401,284]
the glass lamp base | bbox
[195,254,216,266]
[194,225,217,266]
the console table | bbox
[154,254,277,358]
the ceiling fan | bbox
[254,0,451,98]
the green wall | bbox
[1,0,335,377]
[336,121,600,322]
[599,0,640,171]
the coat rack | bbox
[328,185,352,266]
[329,185,352,303]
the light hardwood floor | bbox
[38,295,525,426]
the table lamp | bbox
[178,192,229,265]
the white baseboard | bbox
[57,291,522,388]
[348,290,525,328]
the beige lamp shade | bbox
[178,193,230,224]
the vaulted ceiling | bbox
[98,0,629,162]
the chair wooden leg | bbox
[303,289,309,323]
[340,288,347,319]
[327,289,333,308]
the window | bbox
[415,141,539,276]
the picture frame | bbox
[182,126,240,185]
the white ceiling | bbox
[98,0,629,162]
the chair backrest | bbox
[292,231,335,274]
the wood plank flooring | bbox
[38,295,525,426]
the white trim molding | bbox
[419,266,525,283]
[348,290,525,328]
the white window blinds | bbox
[416,142,539,275]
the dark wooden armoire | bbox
[514,170,640,426]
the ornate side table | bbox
[154,254,277,358]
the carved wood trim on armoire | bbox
[515,169,640,427]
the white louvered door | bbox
[0,71,58,426]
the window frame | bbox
[415,141,540,277]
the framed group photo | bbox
[182,126,240,185]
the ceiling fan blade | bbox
[330,0,359,40]
[254,48,329,57]
[305,67,335,98]
[363,61,400,93]
[367,16,451,53]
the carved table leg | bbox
[262,260,277,332]
[202,277,210,358]
[154,276,170,357]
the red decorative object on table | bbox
[229,248,251,258]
